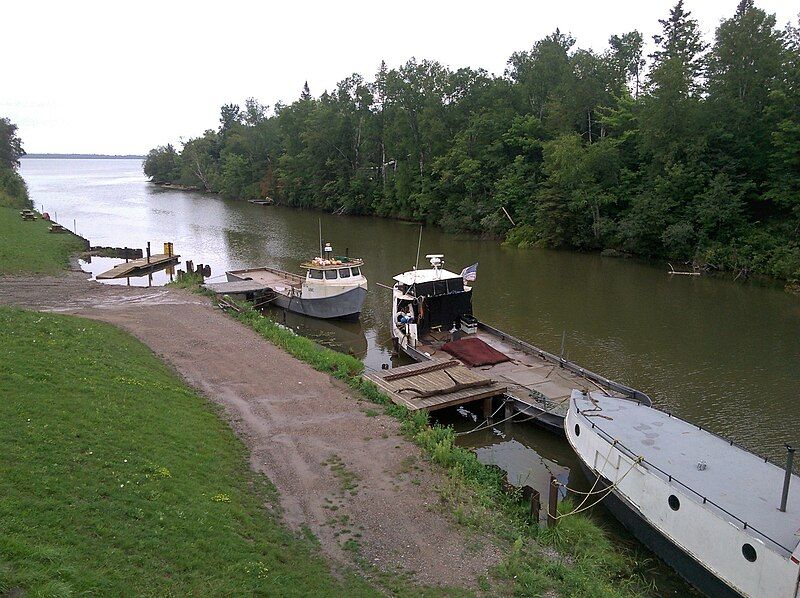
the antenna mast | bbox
[318,218,323,259]
[414,225,422,271]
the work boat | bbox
[225,243,368,320]
[566,390,800,597]
[390,254,649,433]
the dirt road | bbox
[0,269,499,589]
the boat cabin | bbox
[392,255,474,338]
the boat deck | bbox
[574,392,800,555]
[227,267,303,291]
[365,359,507,412]
[414,327,627,418]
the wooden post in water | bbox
[146,242,151,265]
[504,401,514,420]
[483,397,493,424]
[547,474,559,528]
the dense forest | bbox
[144,1,800,282]
[0,118,29,209]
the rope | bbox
[552,454,643,519]
[557,438,617,514]
[455,401,551,436]
[456,400,509,435]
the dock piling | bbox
[547,475,559,527]
[483,398,494,423]
[528,487,541,523]
[146,242,151,265]
[779,445,795,512]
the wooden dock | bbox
[96,254,180,279]
[365,360,506,412]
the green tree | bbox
[143,144,181,183]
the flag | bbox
[460,262,478,282]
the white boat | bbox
[389,254,649,433]
[566,390,800,597]
[225,243,367,320]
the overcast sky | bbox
[4,0,796,154]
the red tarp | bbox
[441,337,510,367]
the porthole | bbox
[574,423,580,437]
[668,495,680,511]
[742,543,757,562]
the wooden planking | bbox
[366,359,506,412]
[96,254,180,279]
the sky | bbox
[4,0,796,155]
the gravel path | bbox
[0,268,500,589]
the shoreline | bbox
[142,177,799,292]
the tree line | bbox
[144,1,800,282]
[0,118,29,209]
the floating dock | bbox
[96,254,180,279]
[365,359,506,412]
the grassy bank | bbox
[0,207,86,274]
[225,300,656,597]
[0,307,378,596]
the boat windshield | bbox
[308,269,323,279]
[325,270,338,280]
[351,266,360,276]
[339,268,351,278]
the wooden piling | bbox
[529,488,541,523]
[547,474,559,528]
[146,242,151,265]
[483,397,493,423]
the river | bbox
[21,157,800,591]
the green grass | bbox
[226,300,658,597]
[0,307,379,597]
[0,207,86,274]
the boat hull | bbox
[578,462,741,598]
[273,285,367,320]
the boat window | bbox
[351,266,360,276]
[668,495,680,511]
[325,269,338,280]
[574,424,580,437]
[308,269,323,279]
[742,543,757,562]
[339,268,351,278]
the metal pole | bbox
[780,445,795,512]
[146,242,151,264]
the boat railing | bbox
[478,322,652,406]
[580,408,796,555]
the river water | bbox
[21,158,799,590]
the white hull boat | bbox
[225,243,367,320]
[566,390,800,597]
